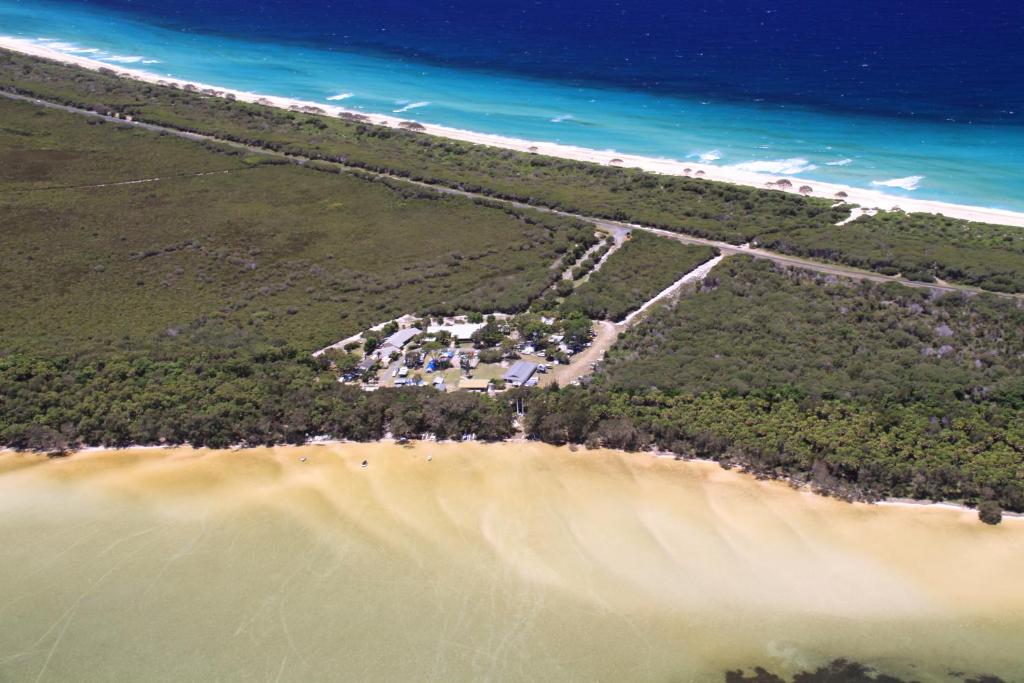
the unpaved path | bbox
[540,321,619,387]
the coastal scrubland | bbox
[560,232,717,321]
[0,98,592,355]
[3,49,1022,293]
[762,211,1024,293]
[0,50,843,244]
[0,97,582,448]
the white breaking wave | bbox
[327,92,354,101]
[550,114,574,123]
[727,158,817,175]
[826,158,853,166]
[872,175,925,191]
[103,55,146,64]
[694,149,722,163]
[32,38,157,66]
[393,101,430,113]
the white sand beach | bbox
[4,35,1024,228]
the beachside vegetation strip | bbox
[0,49,845,245]
[560,232,717,322]
[4,50,1020,294]
[0,98,594,355]
[0,350,515,448]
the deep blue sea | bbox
[3,0,1023,210]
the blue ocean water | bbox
[2,0,1023,211]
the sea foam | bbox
[393,101,430,113]
[103,55,146,64]
[327,92,354,101]
[551,114,574,123]
[694,149,722,162]
[826,158,853,166]
[728,158,817,174]
[872,175,925,191]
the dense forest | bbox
[560,232,717,321]
[3,49,1021,293]
[603,256,1024,404]
[0,349,513,450]
[725,658,1006,683]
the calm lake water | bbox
[1,443,1022,681]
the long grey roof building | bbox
[503,360,538,386]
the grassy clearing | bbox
[0,49,846,245]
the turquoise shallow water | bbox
[2,0,1023,212]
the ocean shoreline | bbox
[5,439,1019,522]
[3,36,1024,228]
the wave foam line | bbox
[727,158,817,175]
[872,176,925,191]
[393,101,429,113]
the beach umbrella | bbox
[765,181,776,188]
[609,158,623,165]
[528,146,539,153]
[834,190,848,199]
[398,121,426,132]
[683,168,692,176]
[695,170,705,177]
[775,179,793,189]
[799,185,813,195]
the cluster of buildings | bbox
[338,318,554,392]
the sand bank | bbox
[4,35,1024,228]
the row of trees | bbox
[523,385,1024,516]
[0,349,513,451]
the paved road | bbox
[4,89,1019,302]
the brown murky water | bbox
[1,442,1022,682]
